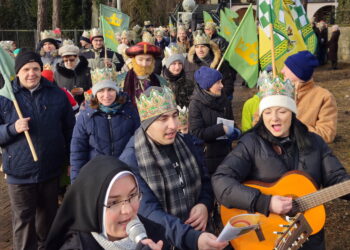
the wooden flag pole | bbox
[12,99,38,162]
[269,23,277,77]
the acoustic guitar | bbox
[220,170,350,250]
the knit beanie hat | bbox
[284,51,319,82]
[194,66,222,90]
[15,51,43,74]
[165,54,185,69]
[92,80,119,96]
[59,40,80,57]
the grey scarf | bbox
[91,232,137,250]
[135,128,202,221]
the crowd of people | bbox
[0,18,348,250]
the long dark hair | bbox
[251,113,313,153]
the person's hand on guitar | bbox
[269,195,293,214]
[197,232,228,250]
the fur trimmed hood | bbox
[55,56,89,78]
[187,41,221,69]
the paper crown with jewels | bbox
[133,24,142,33]
[257,71,297,115]
[177,24,187,32]
[81,30,90,39]
[164,44,186,58]
[136,86,177,122]
[90,67,118,86]
[144,20,152,27]
[90,28,103,40]
[193,30,210,45]
[142,32,155,45]
[204,21,217,30]
[177,106,189,126]
[154,27,164,37]
[40,30,56,41]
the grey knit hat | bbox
[165,54,185,69]
[92,80,119,96]
[58,40,79,57]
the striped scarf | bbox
[135,128,202,221]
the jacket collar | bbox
[295,79,315,101]
[12,77,54,94]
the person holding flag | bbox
[80,28,124,71]
[0,50,75,250]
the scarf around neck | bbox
[163,67,185,83]
[98,102,123,115]
[134,128,201,221]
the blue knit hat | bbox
[284,51,319,82]
[194,66,222,90]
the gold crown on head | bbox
[90,68,118,86]
[142,32,155,45]
[136,86,177,121]
[154,27,164,37]
[177,24,187,32]
[204,21,217,30]
[257,71,295,99]
[177,105,189,126]
[144,20,152,26]
[121,30,133,40]
[40,30,56,40]
[81,30,90,38]
[133,24,142,33]
[164,44,186,59]
[193,30,210,45]
[90,28,103,38]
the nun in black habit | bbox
[46,155,166,250]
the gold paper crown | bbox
[133,24,142,33]
[177,105,189,126]
[164,44,186,59]
[81,30,90,38]
[0,41,13,51]
[154,27,164,37]
[144,20,152,26]
[204,21,217,30]
[193,30,210,45]
[136,86,177,121]
[177,24,187,32]
[90,28,103,39]
[121,30,133,40]
[142,32,155,45]
[40,30,56,41]
[257,71,295,99]
[90,67,118,86]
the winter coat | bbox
[295,80,337,143]
[212,130,350,249]
[161,68,194,108]
[119,134,213,250]
[0,77,75,184]
[189,84,233,174]
[70,102,140,182]
[211,32,228,53]
[327,30,340,62]
[54,56,92,104]
[41,52,61,71]
[155,38,169,50]
[58,215,167,250]
[81,48,124,71]
[184,41,236,97]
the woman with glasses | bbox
[54,40,92,105]
[46,155,166,250]
[70,77,140,183]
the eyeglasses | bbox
[63,58,76,63]
[104,192,142,211]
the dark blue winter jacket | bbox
[70,101,140,182]
[119,134,213,250]
[0,77,75,184]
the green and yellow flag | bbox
[222,5,258,88]
[224,7,239,21]
[0,47,16,100]
[100,4,130,32]
[203,11,213,23]
[101,16,119,52]
[219,9,237,42]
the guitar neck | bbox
[295,180,350,211]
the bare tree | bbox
[52,0,61,29]
[37,0,45,42]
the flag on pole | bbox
[224,7,239,21]
[169,16,174,29]
[203,11,213,23]
[100,4,130,32]
[258,0,309,72]
[223,5,258,88]
[219,9,237,42]
[0,47,16,100]
[101,16,119,52]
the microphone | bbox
[126,218,148,243]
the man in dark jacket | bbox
[119,86,228,250]
[80,28,124,71]
[0,51,75,250]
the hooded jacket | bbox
[189,84,233,174]
[46,155,168,250]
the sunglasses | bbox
[63,58,76,63]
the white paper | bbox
[217,117,234,140]
[217,214,260,242]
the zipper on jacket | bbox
[107,114,115,156]
[173,162,190,211]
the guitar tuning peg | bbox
[293,224,298,229]
[298,235,305,240]
[279,224,290,228]
[273,231,284,235]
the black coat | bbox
[211,32,228,53]
[327,30,340,62]
[189,84,233,175]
